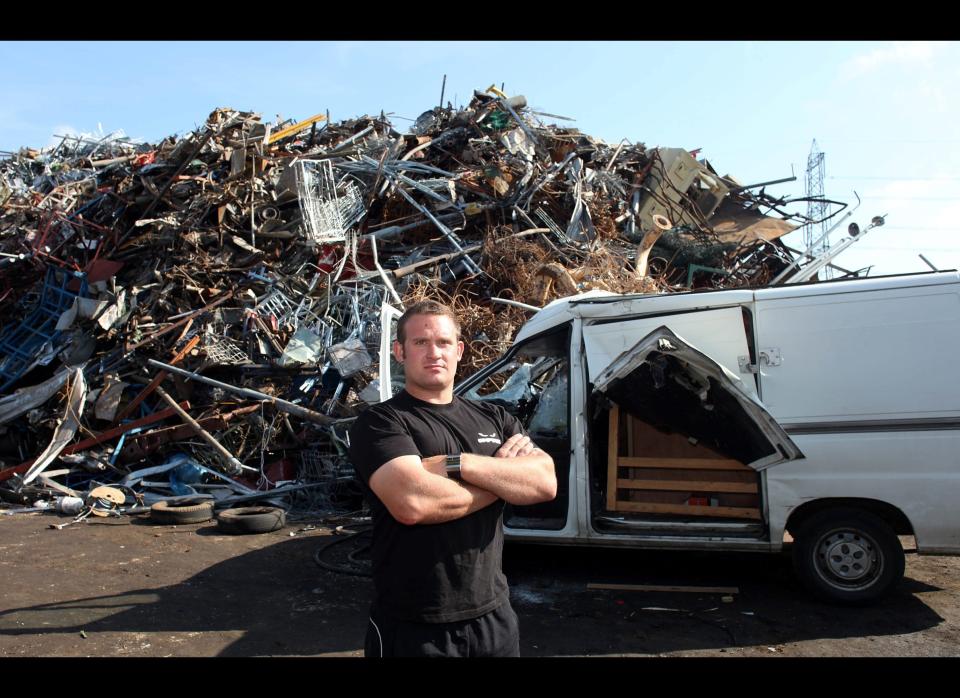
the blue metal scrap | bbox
[0,265,88,391]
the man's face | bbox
[393,313,464,395]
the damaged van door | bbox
[581,324,803,550]
[588,325,802,473]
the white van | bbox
[450,271,960,604]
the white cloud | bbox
[839,41,943,81]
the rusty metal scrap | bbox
[0,88,848,519]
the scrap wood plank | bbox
[587,583,739,594]
[0,402,188,482]
[606,404,620,511]
[614,501,761,519]
[616,479,759,494]
[618,457,751,471]
[265,113,327,145]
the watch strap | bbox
[445,453,462,480]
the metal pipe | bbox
[388,180,482,275]
[491,297,541,312]
[498,97,538,146]
[369,236,404,307]
[154,386,253,474]
[365,211,462,240]
[146,359,347,426]
[727,175,798,194]
[919,254,939,272]
[769,195,861,285]
[328,124,375,152]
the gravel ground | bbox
[0,513,957,657]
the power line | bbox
[856,246,960,251]
[878,226,958,230]
[854,196,960,201]
[828,176,960,181]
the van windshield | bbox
[462,331,567,433]
[460,326,571,530]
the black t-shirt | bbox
[348,389,525,623]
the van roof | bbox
[513,270,960,344]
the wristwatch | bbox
[445,453,462,480]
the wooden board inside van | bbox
[606,405,762,520]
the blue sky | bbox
[2,40,957,277]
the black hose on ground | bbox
[313,526,373,577]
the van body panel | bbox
[461,272,960,562]
[514,290,756,344]
[767,430,960,553]
[507,533,778,552]
[754,286,960,422]
[581,306,758,397]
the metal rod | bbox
[919,254,939,272]
[727,175,798,194]
[368,236,404,306]
[328,124,375,153]
[113,335,201,424]
[389,180,482,275]
[146,359,345,426]
[491,297,541,312]
[769,209,856,285]
[154,385,252,474]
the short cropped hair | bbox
[396,300,461,345]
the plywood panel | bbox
[623,468,757,483]
[614,501,762,520]
[616,479,758,494]
[619,457,753,471]
[604,408,763,520]
[627,416,726,459]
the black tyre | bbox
[150,498,214,525]
[792,507,905,605]
[216,506,286,534]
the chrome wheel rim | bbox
[814,528,883,591]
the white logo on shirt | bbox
[477,431,502,445]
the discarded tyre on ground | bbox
[216,506,286,534]
[150,498,215,525]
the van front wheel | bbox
[792,508,904,605]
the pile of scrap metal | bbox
[0,86,846,521]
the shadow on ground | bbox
[503,543,944,656]
[0,530,372,656]
[0,528,944,657]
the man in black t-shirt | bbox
[348,300,557,657]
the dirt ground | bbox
[1,512,958,657]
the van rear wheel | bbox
[792,508,904,605]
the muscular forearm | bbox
[411,476,500,525]
[460,450,557,505]
[370,455,501,527]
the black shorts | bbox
[365,602,520,658]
